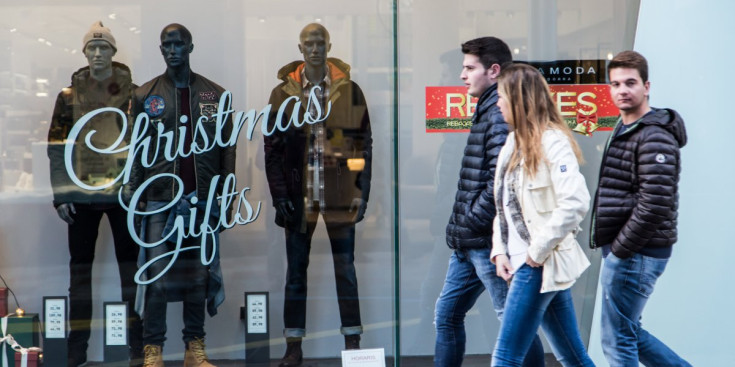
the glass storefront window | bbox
[0,0,643,365]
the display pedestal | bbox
[103,302,129,363]
[42,297,67,367]
[243,292,269,365]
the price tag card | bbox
[104,303,127,346]
[44,298,66,339]
[246,294,267,334]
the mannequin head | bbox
[298,23,331,69]
[159,23,193,71]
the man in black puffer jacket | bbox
[590,50,691,367]
[434,37,544,367]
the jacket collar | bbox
[279,58,351,98]
[474,83,498,119]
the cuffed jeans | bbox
[283,220,362,337]
[67,205,143,357]
[143,211,207,346]
[492,265,593,367]
[434,249,544,367]
[601,253,691,367]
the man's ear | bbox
[488,63,502,79]
[189,43,194,54]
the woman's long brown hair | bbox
[497,63,584,178]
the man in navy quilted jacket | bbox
[434,37,544,367]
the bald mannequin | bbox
[264,23,372,367]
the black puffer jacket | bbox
[590,108,687,258]
[445,84,509,250]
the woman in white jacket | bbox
[490,63,595,367]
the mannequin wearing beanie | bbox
[47,20,143,367]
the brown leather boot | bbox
[278,339,303,367]
[183,338,216,367]
[142,345,164,367]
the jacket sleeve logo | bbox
[144,95,166,117]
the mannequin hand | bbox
[494,254,514,282]
[276,199,295,223]
[350,198,367,222]
[526,255,542,268]
[56,203,76,225]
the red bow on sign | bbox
[573,111,598,136]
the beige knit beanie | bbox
[82,21,117,53]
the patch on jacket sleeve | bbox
[655,153,666,163]
[560,164,567,173]
[144,95,165,117]
[199,103,218,121]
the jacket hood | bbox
[640,108,687,148]
[276,57,351,83]
[70,61,132,84]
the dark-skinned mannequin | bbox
[127,23,235,367]
[264,23,372,367]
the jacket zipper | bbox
[190,87,199,198]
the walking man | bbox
[434,37,544,367]
[590,50,691,367]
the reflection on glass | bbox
[46,21,143,366]
[127,23,236,365]
[263,22,372,364]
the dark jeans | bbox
[283,218,361,337]
[142,211,207,346]
[67,205,142,356]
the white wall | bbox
[588,1,735,365]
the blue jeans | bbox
[434,249,544,367]
[143,211,208,346]
[601,253,691,367]
[283,220,361,337]
[492,265,593,367]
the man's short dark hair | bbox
[608,50,648,83]
[461,37,512,70]
[160,23,192,44]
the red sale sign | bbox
[425,85,619,135]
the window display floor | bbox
[82,354,562,366]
